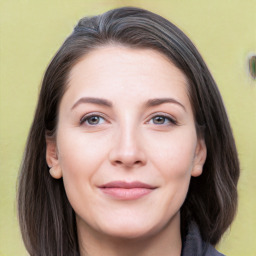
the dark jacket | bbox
[181,223,225,256]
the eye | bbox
[148,114,177,126]
[80,114,106,126]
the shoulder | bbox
[181,222,225,256]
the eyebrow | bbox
[71,97,112,110]
[145,98,186,111]
[71,97,186,111]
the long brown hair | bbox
[18,7,240,256]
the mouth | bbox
[98,181,157,200]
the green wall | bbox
[0,1,255,255]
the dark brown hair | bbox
[18,7,239,256]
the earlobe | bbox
[46,135,62,179]
[49,166,62,179]
[191,138,207,177]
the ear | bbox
[46,135,62,179]
[191,138,207,177]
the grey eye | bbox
[152,116,166,124]
[88,116,100,124]
[81,115,105,126]
[148,115,177,126]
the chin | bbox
[98,218,161,240]
[101,210,180,241]
[105,227,153,240]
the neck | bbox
[77,213,182,256]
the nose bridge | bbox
[119,122,138,152]
[109,116,146,167]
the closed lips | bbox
[98,181,157,200]
[99,181,157,189]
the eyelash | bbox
[80,113,107,126]
[80,113,178,126]
[147,113,177,126]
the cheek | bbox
[56,130,109,204]
[57,128,109,173]
[153,131,197,209]
[147,129,197,180]
[146,128,197,211]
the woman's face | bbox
[46,46,206,239]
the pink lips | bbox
[99,181,156,200]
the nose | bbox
[108,127,147,168]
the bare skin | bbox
[77,213,181,256]
[46,46,206,256]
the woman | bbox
[18,7,239,256]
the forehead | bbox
[63,46,191,109]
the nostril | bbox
[109,146,147,167]
[114,159,142,167]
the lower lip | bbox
[99,188,154,200]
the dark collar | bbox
[181,223,225,256]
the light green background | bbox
[0,1,255,255]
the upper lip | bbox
[99,181,156,189]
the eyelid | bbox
[79,111,178,126]
[146,112,178,125]
[80,112,109,125]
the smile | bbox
[98,181,157,200]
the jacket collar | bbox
[181,222,225,256]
